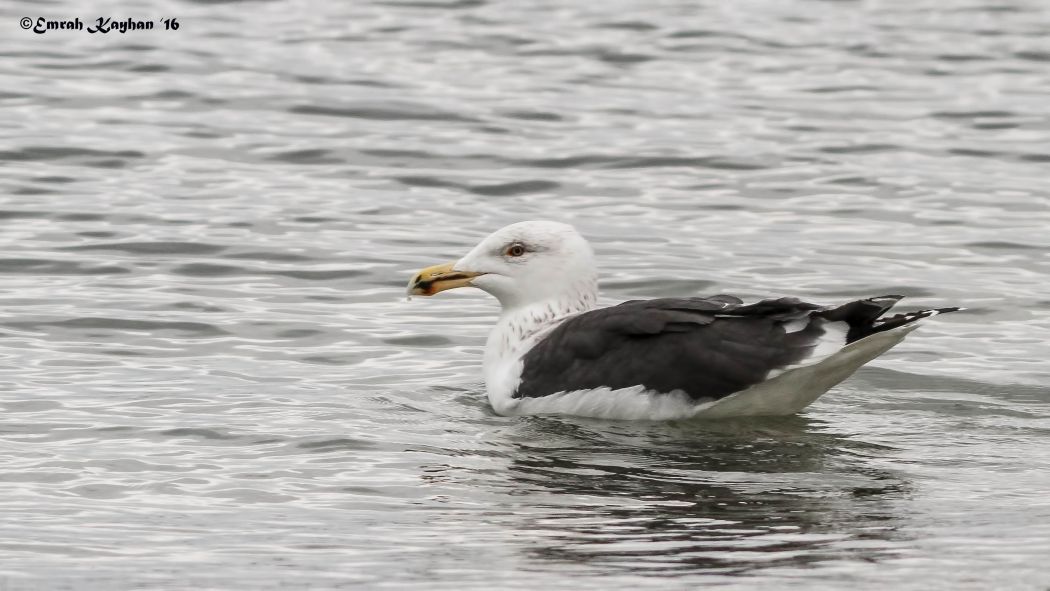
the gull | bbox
[408,221,960,420]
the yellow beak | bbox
[407,262,484,296]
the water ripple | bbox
[0,0,1048,588]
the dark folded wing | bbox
[514,296,832,402]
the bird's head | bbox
[407,221,597,310]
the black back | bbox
[513,293,959,401]
[514,296,829,402]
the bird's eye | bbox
[505,243,527,257]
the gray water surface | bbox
[2,0,1049,588]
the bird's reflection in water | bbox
[498,414,909,575]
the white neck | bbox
[482,277,598,414]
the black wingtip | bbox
[827,297,962,344]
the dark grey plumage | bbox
[514,295,960,402]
